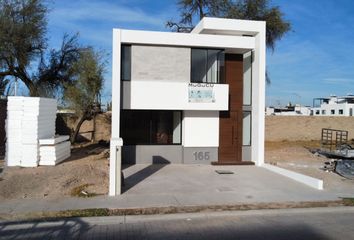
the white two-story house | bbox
[109,17,266,195]
[312,95,354,116]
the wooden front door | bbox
[218,54,243,164]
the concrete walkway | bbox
[1,165,352,216]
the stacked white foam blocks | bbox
[39,136,71,166]
[5,97,71,167]
[5,97,24,166]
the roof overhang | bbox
[117,29,255,53]
[192,17,265,37]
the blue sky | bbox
[46,0,354,106]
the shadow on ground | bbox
[63,143,108,163]
[0,218,91,240]
[122,157,170,193]
[0,218,331,240]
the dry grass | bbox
[2,200,351,221]
[70,184,100,198]
[343,198,354,206]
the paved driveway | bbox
[121,164,344,206]
[0,164,350,215]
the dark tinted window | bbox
[191,49,207,83]
[121,45,131,81]
[191,49,224,83]
[121,110,181,145]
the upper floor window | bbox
[121,45,131,81]
[191,48,225,83]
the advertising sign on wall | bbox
[188,83,215,103]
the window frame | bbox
[121,44,131,81]
[243,51,253,106]
[242,111,252,146]
[190,48,225,84]
[120,110,183,146]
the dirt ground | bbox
[0,143,109,201]
[265,141,354,192]
[0,140,353,201]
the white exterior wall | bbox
[109,30,123,196]
[183,111,219,147]
[313,103,354,116]
[121,29,255,50]
[131,46,190,82]
[250,24,266,166]
[122,81,229,111]
[269,106,311,116]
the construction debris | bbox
[315,128,354,179]
[336,160,354,180]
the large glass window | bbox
[191,48,224,83]
[243,51,252,105]
[121,110,182,145]
[243,111,251,146]
[121,45,131,81]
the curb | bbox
[1,199,353,221]
[262,163,323,190]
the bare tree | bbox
[0,0,81,97]
[63,48,106,143]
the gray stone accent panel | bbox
[122,145,183,164]
[131,45,190,82]
[183,147,218,164]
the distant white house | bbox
[266,104,311,116]
[311,95,354,116]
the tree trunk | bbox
[16,72,38,97]
[71,114,87,144]
[92,114,96,142]
[198,0,204,20]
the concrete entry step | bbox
[211,161,255,165]
[215,170,234,174]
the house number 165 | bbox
[193,151,210,161]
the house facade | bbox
[312,95,354,116]
[266,104,311,116]
[109,17,266,195]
